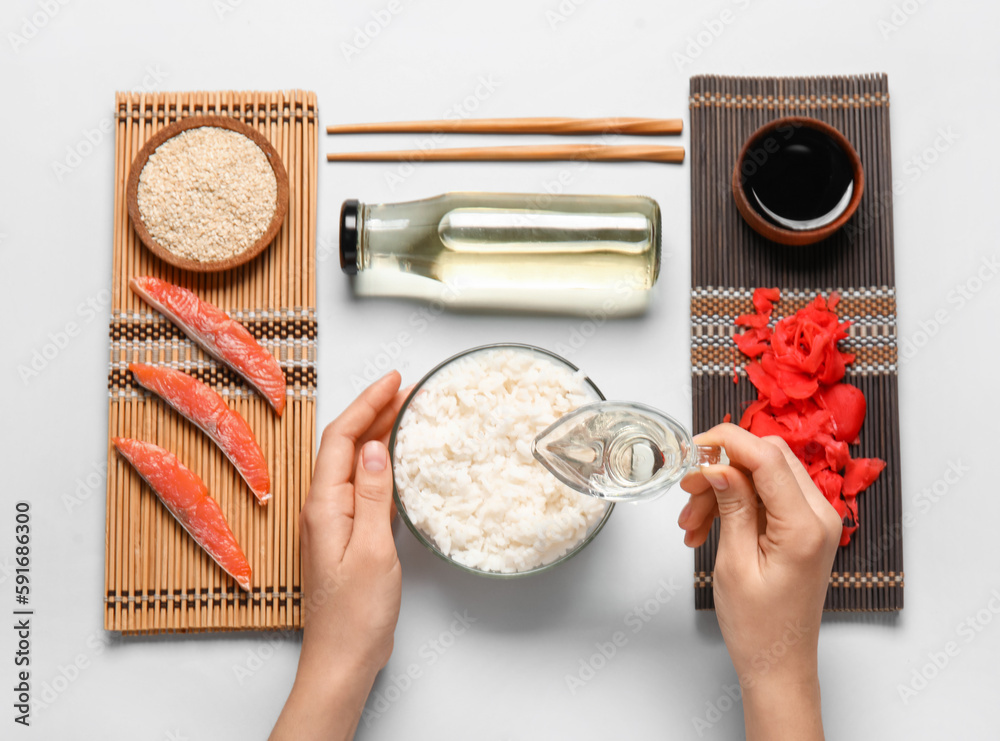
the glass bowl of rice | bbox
[389,343,614,578]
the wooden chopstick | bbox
[327,143,685,164]
[326,116,682,136]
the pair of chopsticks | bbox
[326,117,684,164]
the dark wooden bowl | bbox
[125,115,289,273]
[731,116,864,247]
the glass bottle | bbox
[339,192,661,316]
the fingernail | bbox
[362,440,387,472]
[704,471,729,491]
[677,501,693,527]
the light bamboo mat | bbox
[105,91,318,633]
[689,74,903,611]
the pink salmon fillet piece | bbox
[112,438,252,591]
[130,363,271,504]
[129,276,286,416]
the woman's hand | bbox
[271,371,409,741]
[678,423,842,741]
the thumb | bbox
[702,465,760,561]
[351,440,395,551]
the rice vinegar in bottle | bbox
[339,192,661,316]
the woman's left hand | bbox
[271,371,410,741]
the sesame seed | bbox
[137,126,277,263]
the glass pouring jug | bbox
[532,402,723,502]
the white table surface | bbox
[3,0,999,738]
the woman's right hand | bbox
[678,423,842,741]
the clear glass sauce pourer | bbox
[532,402,724,502]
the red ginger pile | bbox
[735,288,885,546]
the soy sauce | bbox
[742,125,854,231]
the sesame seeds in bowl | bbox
[126,116,289,273]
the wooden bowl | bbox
[731,116,863,246]
[126,115,289,273]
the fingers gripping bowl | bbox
[389,344,614,577]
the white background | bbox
[2,0,999,738]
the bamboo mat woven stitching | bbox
[689,74,903,612]
[105,91,318,633]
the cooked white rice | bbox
[394,347,609,574]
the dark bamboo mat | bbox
[689,74,903,611]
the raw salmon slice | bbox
[130,363,271,503]
[129,276,286,415]
[113,438,252,591]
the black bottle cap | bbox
[340,199,360,275]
